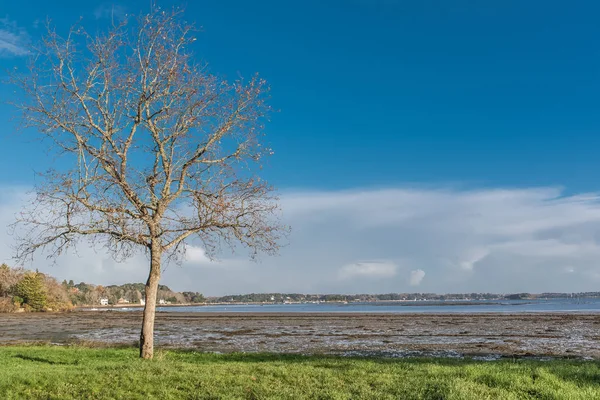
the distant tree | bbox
[0,264,24,298]
[183,292,205,303]
[43,274,73,311]
[12,9,285,358]
[165,296,178,304]
[14,272,47,311]
[193,294,205,303]
[108,294,118,305]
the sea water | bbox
[153,297,600,313]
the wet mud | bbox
[1,312,599,359]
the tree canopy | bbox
[12,8,286,358]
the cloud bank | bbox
[338,261,397,280]
[2,186,600,296]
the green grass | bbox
[0,346,599,399]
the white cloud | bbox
[0,17,30,57]
[457,248,489,271]
[4,185,600,295]
[338,261,397,280]
[409,269,425,286]
[94,4,127,21]
[185,246,210,264]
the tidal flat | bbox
[1,312,599,359]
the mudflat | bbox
[1,312,599,359]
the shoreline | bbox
[73,297,600,312]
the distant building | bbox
[100,298,109,306]
[140,299,145,305]
[117,297,130,304]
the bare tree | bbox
[11,9,285,359]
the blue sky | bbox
[2,0,600,191]
[1,1,600,295]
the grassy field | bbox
[0,346,599,399]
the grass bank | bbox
[1,346,599,399]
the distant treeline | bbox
[0,264,205,312]
[0,264,72,312]
[2,263,597,313]
[64,281,205,306]
[206,292,600,303]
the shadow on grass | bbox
[544,367,600,388]
[169,350,585,366]
[13,354,78,366]
[168,349,600,386]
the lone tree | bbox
[12,9,284,358]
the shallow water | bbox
[148,298,600,314]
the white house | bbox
[100,298,109,306]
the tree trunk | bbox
[140,243,162,359]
